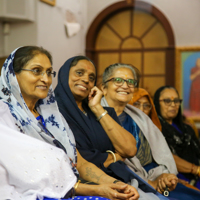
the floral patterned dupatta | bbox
[0,48,78,175]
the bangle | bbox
[196,166,200,176]
[74,180,81,193]
[113,179,121,184]
[97,110,108,121]
[106,150,116,163]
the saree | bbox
[102,97,200,199]
[101,97,178,182]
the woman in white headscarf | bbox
[0,46,139,200]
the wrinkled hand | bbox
[155,173,178,194]
[98,183,139,200]
[88,86,103,112]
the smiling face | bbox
[159,88,180,124]
[68,59,96,102]
[16,53,52,105]
[102,67,135,106]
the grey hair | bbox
[102,63,140,88]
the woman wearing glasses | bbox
[128,88,162,131]
[54,57,176,200]
[0,47,141,200]
[154,86,200,190]
[100,64,184,196]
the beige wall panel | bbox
[143,77,165,96]
[143,23,168,47]
[96,25,121,50]
[121,52,142,72]
[107,10,131,39]
[133,11,156,38]
[144,52,165,75]
[97,53,119,86]
[122,38,142,49]
[98,53,119,76]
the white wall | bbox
[140,0,200,46]
[87,0,200,46]
[0,0,37,57]
[37,0,88,88]
[1,0,200,88]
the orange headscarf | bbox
[128,88,162,131]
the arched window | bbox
[86,1,175,96]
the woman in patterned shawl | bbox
[0,46,139,200]
[101,63,200,199]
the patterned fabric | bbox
[42,196,110,200]
[0,48,78,176]
[136,131,152,167]
[119,112,152,166]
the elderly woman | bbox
[54,56,182,200]
[154,86,200,190]
[128,88,162,131]
[101,63,200,199]
[0,46,139,200]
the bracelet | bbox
[96,110,108,121]
[196,166,200,176]
[113,179,121,184]
[106,150,116,163]
[74,180,81,193]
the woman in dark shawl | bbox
[154,86,200,190]
[54,56,181,200]
[0,46,139,200]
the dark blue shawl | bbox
[54,56,156,193]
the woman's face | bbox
[159,88,180,123]
[103,67,135,106]
[133,96,151,116]
[16,53,52,103]
[68,59,96,102]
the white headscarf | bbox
[0,47,78,175]
[0,116,77,200]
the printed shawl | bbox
[0,48,78,175]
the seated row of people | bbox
[129,87,200,189]
[0,46,200,200]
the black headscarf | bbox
[154,86,200,168]
[54,56,119,168]
[54,56,157,193]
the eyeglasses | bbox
[21,68,56,78]
[133,102,152,111]
[104,77,137,88]
[159,98,182,106]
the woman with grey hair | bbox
[101,63,200,199]
[55,57,179,200]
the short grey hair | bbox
[102,63,140,88]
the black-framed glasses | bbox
[21,69,56,78]
[159,98,182,106]
[104,77,137,88]
[133,102,152,111]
